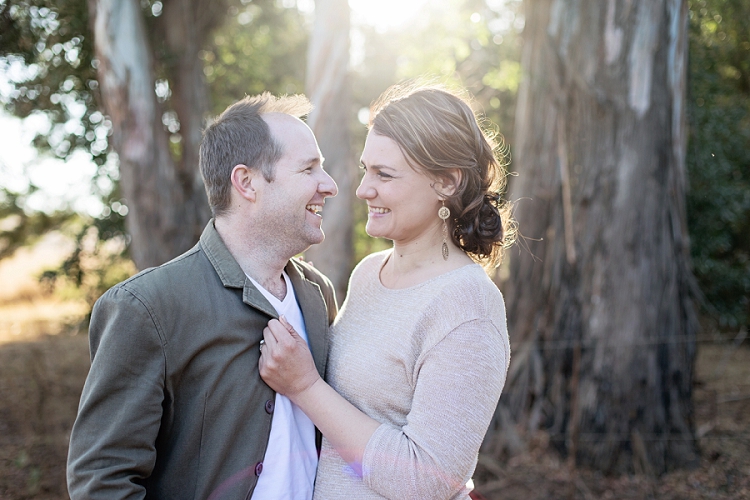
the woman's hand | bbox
[259,318,380,471]
[259,316,321,400]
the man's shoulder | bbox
[103,243,207,301]
[290,257,334,290]
[289,257,338,322]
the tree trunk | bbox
[499,0,698,474]
[303,0,355,302]
[158,0,222,248]
[89,0,210,270]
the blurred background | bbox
[0,0,748,498]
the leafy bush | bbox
[687,0,750,330]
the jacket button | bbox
[254,461,263,476]
[265,399,275,414]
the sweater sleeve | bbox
[360,318,509,500]
[67,286,166,500]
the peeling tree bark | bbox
[497,0,697,474]
[89,0,213,269]
[303,0,354,301]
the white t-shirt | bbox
[248,271,318,500]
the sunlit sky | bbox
[0,111,105,215]
[0,0,460,216]
[349,0,430,32]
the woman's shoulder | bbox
[419,265,507,334]
[338,250,391,304]
[407,267,508,373]
[432,264,504,307]
[356,249,391,267]
[350,249,390,280]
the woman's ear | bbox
[230,164,258,202]
[433,169,462,198]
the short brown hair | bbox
[199,92,313,217]
[369,82,515,267]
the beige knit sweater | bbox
[313,250,510,500]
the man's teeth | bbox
[370,207,390,214]
[306,204,322,214]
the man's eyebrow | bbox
[302,156,323,167]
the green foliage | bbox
[687,0,750,330]
[0,185,74,259]
[0,0,106,164]
[39,218,135,313]
[0,0,135,277]
[0,0,310,206]
[202,0,308,115]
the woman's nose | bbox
[356,174,373,200]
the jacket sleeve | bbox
[361,319,509,500]
[67,286,166,500]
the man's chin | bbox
[308,226,325,244]
[309,233,325,246]
[294,231,325,255]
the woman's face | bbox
[356,131,443,244]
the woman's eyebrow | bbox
[360,159,395,171]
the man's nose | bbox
[319,170,338,198]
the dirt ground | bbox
[0,238,748,500]
[472,334,750,500]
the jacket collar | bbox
[200,220,328,376]
[199,219,247,289]
[286,261,329,378]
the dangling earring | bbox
[438,200,450,260]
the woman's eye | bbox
[378,172,393,179]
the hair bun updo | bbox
[454,191,506,262]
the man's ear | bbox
[230,164,258,202]
[433,169,462,198]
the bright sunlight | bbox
[348,0,431,32]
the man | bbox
[67,93,339,499]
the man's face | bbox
[255,114,338,256]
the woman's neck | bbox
[381,230,473,289]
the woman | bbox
[259,82,513,499]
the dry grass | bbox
[0,301,88,345]
[0,233,74,303]
[0,232,88,345]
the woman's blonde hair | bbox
[369,81,515,267]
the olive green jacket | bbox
[67,220,337,500]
